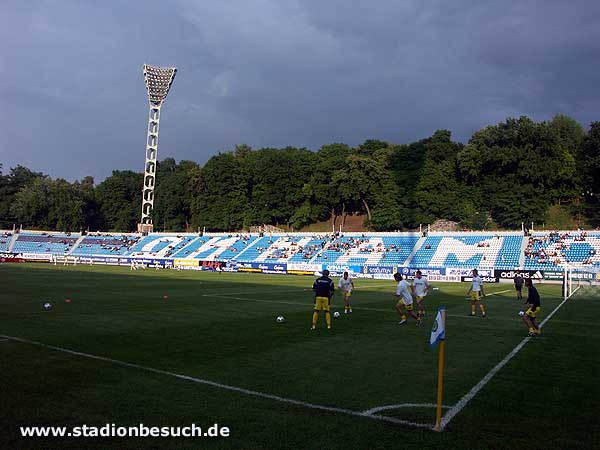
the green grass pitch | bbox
[1,263,599,450]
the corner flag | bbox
[430,308,446,346]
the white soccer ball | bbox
[333,311,341,318]
[518,311,525,317]
[43,302,53,311]
[276,315,285,323]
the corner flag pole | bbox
[431,308,446,432]
[434,338,445,431]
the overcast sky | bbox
[1,0,600,182]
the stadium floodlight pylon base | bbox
[137,223,154,234]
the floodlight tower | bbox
[138,64,177,233]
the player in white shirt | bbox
[466,268,486,317]
[411,270,429,318]
[393,273,421,326]
[338,272,355,314]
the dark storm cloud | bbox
[1,0,600,181]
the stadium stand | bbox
[524,231,600,269]
[286,236,329,263]
[126,235,196,258]
[10,229,600,277]
[234,235,331,263]
[12,232,80,255]
[308,235,421,266]
[173,235,255,260]
[171,236,209,258]
[71,234,140,256]
[408,233,522,269]
[410,236,443,268]
[0,231,13,252]
[216,235,257,261]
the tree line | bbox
[1,115,599,232]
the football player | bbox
[338,272,355,314]
[311,270,335,330]
[394,272,421,326]
[412,270,430,318]
[467,269,486,317]
[523,278,542,336]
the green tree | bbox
[579,122,600,224]
[356,139,389,156]
[73,176,103,231]
[95,170,143,231]
[414,130,466,224]
[333,154,385,223]
[387,142,428,228]
[246,147,313,228]
[190,152,250,231]
[293,143,351,228]
[458,117,579,228]
[0,165,45,228]
[153,158,199,231]
[363,147,404,231]
[11,177,85,230]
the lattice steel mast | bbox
[138,64,177,233]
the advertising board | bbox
[0,252,24,263]
[494,269,544,280]
[447,268,494,277]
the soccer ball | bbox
[333,311,341,318]
[518,311,525,317]
[43,302,53,311]
[276,315,285,323]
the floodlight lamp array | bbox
[143,64,177,106]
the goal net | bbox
[565,266,600,300]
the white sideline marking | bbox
[0,334,433,429]
[363,403,450,415]
[463,288,512,300]
[486,289,511,296]
[204,294,404,315]
[201,283,392,297]
[440,295,569,430]
[202,288,306,296]
[354,284,394,289]
[205,290,521,319]
[203,293,307,308]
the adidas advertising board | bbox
[0,252,25,263]
[494,269,544,280]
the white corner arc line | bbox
[0,334,433,429]
[440,296,569,430]
[363,403,451,415]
